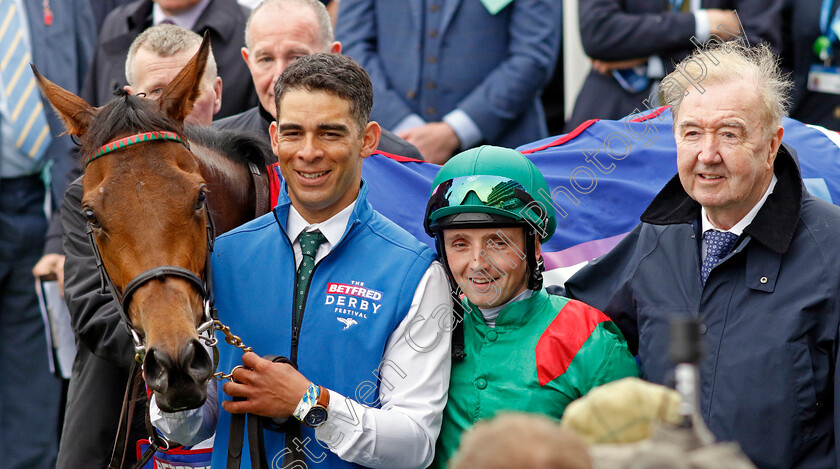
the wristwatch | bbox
[293,382,330,428]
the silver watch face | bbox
[304,406,328,427]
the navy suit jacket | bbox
[15,0,96,251]
[784,0,840,130]
[566,0,783,131]
[337,0,560,149]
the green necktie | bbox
[294,230,327,323]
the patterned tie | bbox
[700,230,739,285]
[0,0,51,161]
[294,230,327,322]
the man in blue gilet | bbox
[151,52,453,469]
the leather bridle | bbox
[90,130,293,469]
[84,130,218,362]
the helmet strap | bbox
[434,235,467,361]
[525,229,544,291]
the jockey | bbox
[424,145,639,468]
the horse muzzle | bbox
[144,338,214,412]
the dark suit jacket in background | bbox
[215,105,425,160]
[89,0,134,31]
[1,2,96,467]
[783,0,840,130]
[337,0,560,149]
[566,0,783,131]
[22,0,95,220]
[81,0,257,118]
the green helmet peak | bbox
[424,146,556,242]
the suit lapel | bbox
[440,0,463,36]
[21,0,42,60]
[409,0,422,34]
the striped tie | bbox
[0,0,51,161]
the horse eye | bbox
[83,208,100,228]
[195,189,207,211]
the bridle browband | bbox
[86,130,190,166]
[84,131,217,363]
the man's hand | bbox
[398,122,460,164]
[221,352,311,419]
[706,9,740,39]
[590,57,649,75]
[32,253,66,296]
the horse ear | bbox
[158,32,210,122]
[31,64,95,137]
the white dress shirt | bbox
[152,0,211,28]
[152,198,453,468]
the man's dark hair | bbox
[274,53,373,134]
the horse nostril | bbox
[144,347,173,393]
[180,338,213,382]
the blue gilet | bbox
[209,180,436,468]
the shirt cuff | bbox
[647,55,665,78]
[443,109,482,149]
[694,10,711,42]
[392,114,426,134]
[314,389,368,454]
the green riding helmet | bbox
[424,145,556,294]
[424,145,556,242]
[424,146,556,360]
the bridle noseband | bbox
[84,130,218,362]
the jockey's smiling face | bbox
[442,226,537,309]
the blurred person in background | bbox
[781,0,840,130]
[565,0,782,131]
[82,0,255,118]
[216,0,422,159]
[0,1,95,468]
[337,0,560,163]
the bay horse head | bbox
[35,36,218,412]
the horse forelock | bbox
[82,92,185,158]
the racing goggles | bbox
[425,175,548,230]
[430,175,533,211]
